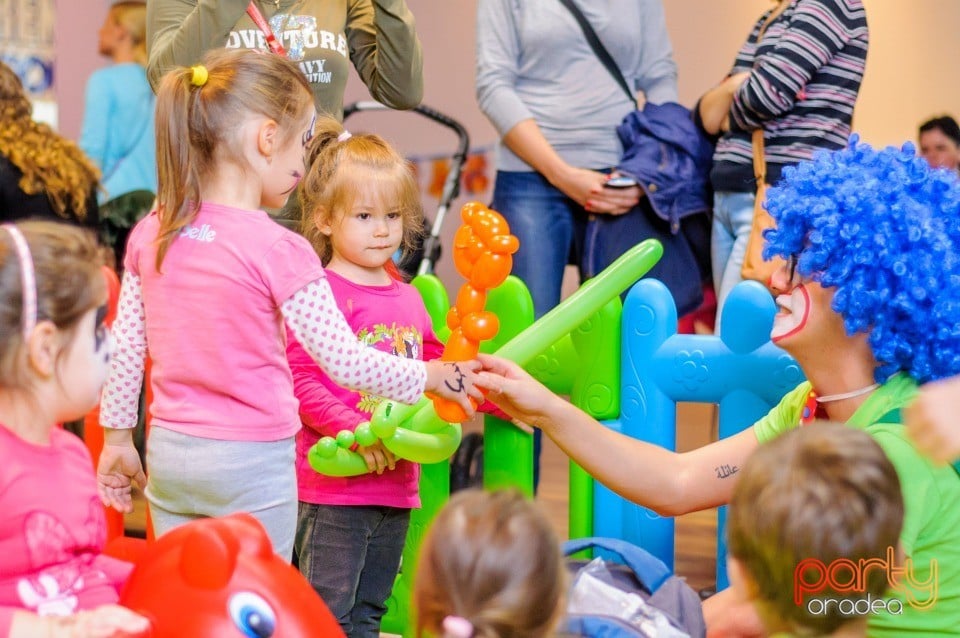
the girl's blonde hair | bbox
[109,1,148,66]
[299,115,423,265]
[0,222,106,388]
[414,489,565,638]
[0,63,100,221]
[153,48,314,271]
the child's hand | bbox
[424,360,484,418]
[357,441,397,474]
[97,429,146,514]
[50,604,150,637]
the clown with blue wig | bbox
[477,136,960,637]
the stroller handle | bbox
[343,101,470,158]
[342,101,472,276]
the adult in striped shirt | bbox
[696,0,868,316]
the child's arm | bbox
[287,329,367,438]
[288,329,399,473]
[281,279,483,415]
[4,604,149,638]
[422,324,510,422]
[97,272,148,513]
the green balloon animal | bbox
[308,207,663,478]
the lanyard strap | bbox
[246,1,286,57]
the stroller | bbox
[343,100,470,278]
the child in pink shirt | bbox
[96,49,483,561]
[287,117,480,636]
[0,222,148,638]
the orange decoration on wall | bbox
[427,158,450,199]
[462,153,490,194]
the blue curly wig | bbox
[763,135,960,383]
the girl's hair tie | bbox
[190,65,209,87]
[2,225,37,341]
[337,130,352,142]
[441,615,474,638]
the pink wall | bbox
[52,0,960,288]
[53,0,110,139]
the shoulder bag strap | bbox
[749,1,788,182]
[247,1,287,57]
[556,0,636,107]
[752,128,766,189]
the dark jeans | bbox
[295,502,410,638]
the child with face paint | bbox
[477,137,960,637]
[0,222,150,638]
[95,49,483,561]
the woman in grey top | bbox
[476,0,677,485]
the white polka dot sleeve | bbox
[100,272,147,429]
[281,278,427,404]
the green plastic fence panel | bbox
[411,274,451,341]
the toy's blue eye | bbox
[228,592,276,638]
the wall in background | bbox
[54,1,960,151]
[50,1,960,284]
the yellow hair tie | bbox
[190,65,208,87]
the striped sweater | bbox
[711,0,868,192]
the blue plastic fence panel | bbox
[591,279,803,590]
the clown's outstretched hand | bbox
[475,354,564,431]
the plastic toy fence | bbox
[381,240,802,635]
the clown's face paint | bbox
[771,284,810,343]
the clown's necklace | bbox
[815,383,880,403]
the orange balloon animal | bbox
[120,514,344,638]
[433,202,519,422]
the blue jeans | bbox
[491,171,591,487]
[491,170,590,320]
[711,190,756,329]
[295,503,410,638]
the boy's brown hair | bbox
[728,422,904,635]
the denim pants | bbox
[491,170,591,487]
[295,503,410,638]
[711,190,756,329]
[491,170,590,320]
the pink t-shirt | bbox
[124,203,324,441]
[0,427,132,636]
[288,271,444,508]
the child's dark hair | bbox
[728,422,904,635]
[0,221,106,387]
[299,115,424,265]
[919,115,960,146]
[153,47,314,270]
[414,489,565,638]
